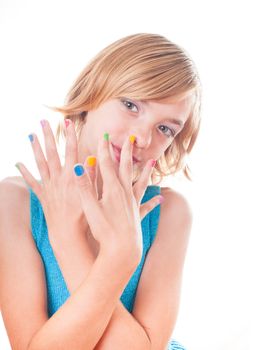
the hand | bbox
[73,133,163,264]
[16,119,90,245]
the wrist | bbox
[49,225,90,252]
[99,240,141,269]
[51,232,96,267]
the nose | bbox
[132,127,152,149]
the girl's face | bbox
[78,96,191,171]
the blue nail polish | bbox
[28,134,34,142]
[74,164,84,176]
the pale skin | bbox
[0,96,193,349]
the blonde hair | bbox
[51,33,202,185]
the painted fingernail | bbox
[158,195,164,204]
[104,132,109,141]
[87,156,96,167]
[40,119,46,128]
[149,159,156,167]
[15,163,21,171]
[28,134,34,142]
[65,119,70,128]
[129,135,136,144]
[74,164,85,176]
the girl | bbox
[0,33,202,349]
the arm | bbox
[0,179,49,350]
[27,245,140,350]
[0,178,150,350]
[48,187,191,350]
[131,188,193,349]
[14,122,156,349]
[49,230,152,350]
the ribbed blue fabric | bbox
[28,184,186,350]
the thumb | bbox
[139,195,164,220]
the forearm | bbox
[94,301,151,350]
[27,248,138,350]
[49,234,151,349]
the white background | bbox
[1,1,272,349]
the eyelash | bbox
[121,99,176,138]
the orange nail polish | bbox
[87,156,96,167]
[129,135,136,144]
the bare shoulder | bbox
[0,176,30,230]
[155,185,193,253]
[160,186,193,222]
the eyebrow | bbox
[140,100,184,127]
[166,118,184,127]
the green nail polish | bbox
[104,132,109,141]
[15,163,20,170]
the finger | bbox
[84,155,98,199]
[64,119,78,172]
[73,163,105,231]
[97,132,119,193]
[118,135,135,194]
[133,159,157,205]
[139,195,164,221]
[28,133,50,183]
[15,162,43,200]
[40,119,62,177]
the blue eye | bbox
[122,99,138,112]
[159,125,176,137]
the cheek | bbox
[99,112,126,133]
[85,117,127,156]
[155,142,172,159]
[107,121,124,134]
[106,121,130,141]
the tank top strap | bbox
[140,184,161,247]
[28,185,70,315]
[28,186,41,246]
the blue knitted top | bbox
[28,184,186,350]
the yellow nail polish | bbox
[129,135,136,144]
[87,156,96,167]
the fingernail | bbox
[65,119,70,128]
[149,159,156,167]
[158,195,164,204]
[87,156,96,167]
[104,132,109,141]
[74,164,85,176]
[15,163,21,171]
[40,119,46,128]
[28,134,34,142]
[129,135,136,144]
